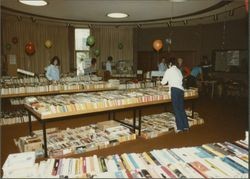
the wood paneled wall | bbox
[91,27,133,71]
[137,50,197,72]
[1,14,70,75]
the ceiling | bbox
[1,0,247,27]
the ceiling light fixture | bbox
[107,12,128,19]
[170,0,187,2]
[19,0,48,6]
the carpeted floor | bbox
[1,95,248,169]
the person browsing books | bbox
[186,64,203,88]
[84,58,97,75]
[161,58,189,133]
[106,56,113,74]
[177,57,190,88]
[158,57,167,72]
[45,56,60,81]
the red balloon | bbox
[12,37,18,44]
[25,42,35,55]
[245,0,248,13]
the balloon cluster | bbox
[45,40,53,48]
[25,42,35,56]
[165,38,172,45]
[6,43,11,50]
[12,37,18,44]
[94,49,100,57]
[86,35,95,46]
[152,40,163,52]
[118,42,124,50]
[165,38,172,51]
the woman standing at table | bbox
[45,56,60,81]
[161,58,189,133]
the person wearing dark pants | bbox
[171,87,189,131]
[161,58,189,133]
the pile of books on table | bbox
[10,98,25,105]
[0,110,36,126]
[4,131,248,178]
[0,81,114,95]
[24,88,198,117]
[122,111,204,139]
[118,81,154,90]
[0,75,102,85]
[0,75,112,95]
[15,121,136,158]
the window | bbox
[75,28,90,75]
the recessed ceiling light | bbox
[170,0,187,2]
[19,0,48,6]
[107,13,128,19]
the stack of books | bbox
[2,151,37,178]
[0,110,36,126]
[24,88,198,117]
[118,81,154,90]
[0,75,114,96]
[10,98,25,105]
[122,111,204,139]
[4,132,248,178]
[112,74,137,78]
[16,121,136,158]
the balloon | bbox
[25,42,35,56]
[12,37,18,44]
[165,38,172,45]
[153,40,163,52]
[45,40,53,48]
[118,42,124,49]
[6,43,11,50]
[86,35,95,46]
[94,49,100,57]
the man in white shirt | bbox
[158,57,167,72]
[161,58,189,133]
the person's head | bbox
[202,55,208,64]
[50,56,60,66]
[161,57,166,63]
[177,58,183,67]
[91,58,97,66]
[107,56,113,62]
[166,57,177,68]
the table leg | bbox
[113,111,115,121]
[164,103,167,112]
[108,111,111,120]
[133,109,136,133]
[42,121,48,158]
[138,109,142,136]
[28,111,33,136]
[211,82,214,99]
[191,100,195,118]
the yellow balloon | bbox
[153,40,163,51]
[45,40,52,48]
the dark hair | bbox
[166,57,177,66]
[50,56,60,66]
[107,56,113,61]
[91,58,97,65]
